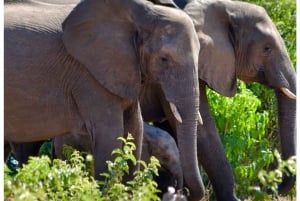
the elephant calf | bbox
[53,123,183,193]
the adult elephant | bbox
[4,0,203,199]
[144,0,296,199]
[157,0,295,200]
[6,0,296,200]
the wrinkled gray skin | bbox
[5,0,203,198]
[53,123,183,193]
[147,0,296,199]
[143,123,184,191]
[158,0,296,200]
[6,0,296,200]
[188,0,296,198]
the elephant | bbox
[133,0,297,199]
[4,0,204,199]
[53,123,184,194]
[150,0,296,200]
[6,0,296,200]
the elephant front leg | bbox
[198,83,239,201]
[197,118,238,201]
[124,101,144,173]
[89,110,124,181]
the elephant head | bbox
[184,0,296,194]
[62,0,202,199]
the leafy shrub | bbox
[208,82,271,197]
[248,150,296,201]
[5,153,100,201]
[207,82,296,200]
[4,135,161,201]
[98,135,161,201]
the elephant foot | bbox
[215,194,240,201]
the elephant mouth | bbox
[238,71,266,85]
[239,72,296,100]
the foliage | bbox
[98,134,161,201]
[38,140,53,157]
[207,82,296,200]
[5,154,100,201]
[4,135,161,201]
[208,82,270,197]
[248,150,296,201]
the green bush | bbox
[207,82,296,200]
[4,135,161,201]
[208,82,271,198]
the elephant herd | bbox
[4,0,296,200]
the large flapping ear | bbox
[62,1,141,100]
[190,2,238,97]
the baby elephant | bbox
[53,122,183,193]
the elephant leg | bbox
[198,82,239,201]
[91,112,124,180]
[10,141,45,166]
[4,141,12,162]
[124,101,144,170]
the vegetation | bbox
[207,82,296,200]
[4,0,296,200]
[4,135,161,201]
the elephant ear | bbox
[196,8,237,97]
[62,2,141,100]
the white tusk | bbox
[198,111,203,125]
[280,87,296,100]
[169,102,183,124]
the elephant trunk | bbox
[267,55,297,195]
[173,97,204,201]
[275,87,296,195]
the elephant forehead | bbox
[154,5,196,30]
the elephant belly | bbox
[4,83,85,142]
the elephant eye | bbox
[263,46,272,56]
[160,56,168,62]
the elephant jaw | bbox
[280,87,296,100]
[169,102,203,125]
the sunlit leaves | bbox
[4,134,161,201]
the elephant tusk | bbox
[169,102,183,124]
[198,111,203,125]
[280,87,296,100]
